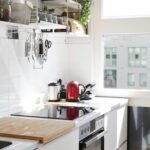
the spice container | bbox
[0,0,11,21]
[38,11,47,22]
[11,0,33,24]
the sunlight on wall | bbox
[102,0,150,18]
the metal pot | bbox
[48,82,60,102]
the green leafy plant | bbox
[79,0,91,25]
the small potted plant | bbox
[79,0,91,26]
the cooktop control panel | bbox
[79,115,104,141]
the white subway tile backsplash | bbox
[0,32,68,115]
[0,39,9,114]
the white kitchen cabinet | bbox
[118,143,127,150]
[104,105,127,150]
[39,128,79,150]
[104,108,117,150]
[116,106,127,149]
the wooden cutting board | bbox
[0,117,75,144]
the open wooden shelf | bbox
[0,21,67,30]
[30,21,67,30]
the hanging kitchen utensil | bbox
[45,39,52,49]
[44,39,52,61]
[25,32,31,62]
[32,31,44,69]
[25,29,52,69]
[39,38,44,57]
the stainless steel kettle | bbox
[48,79,61,102]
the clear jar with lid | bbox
[11,0,33,24]
[0,0,11,21]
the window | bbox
[128,73,136,87]
[105,47,117,67]
[104,69,117,88]
[139,73,147,87]
[128,47,147,67]
[103,35,150,89]
[93,0,150,97]
[102,0,150,18]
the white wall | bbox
[66,0,150,107]
[1,0,150,116]
[92,0,150,107]
[65,37,93,84]
[0,25,68,115]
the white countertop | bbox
[0,97,128,150]
[71,97,128,127]
[0,137,38,150]
[46,97,128,109]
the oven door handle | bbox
[84,130,107,148]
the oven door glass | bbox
[79,130,106,150]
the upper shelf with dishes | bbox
[42,0,82,12]
[0,0,91,36]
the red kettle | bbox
[66,81,85,102]
[66,81,85,120]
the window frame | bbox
[91,0,150,99]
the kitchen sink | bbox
[0,141,12,149]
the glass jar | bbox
[11,0,33,24]
[0,0,11,21]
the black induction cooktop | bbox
[0,141,12,149]
[11,105,95,120]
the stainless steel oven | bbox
[79,115,106,150]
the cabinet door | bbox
[104,109,117,150]
[104,106,127,150]
[118,142,127,150]
[40,129,79,150]
[116,106,127,149]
